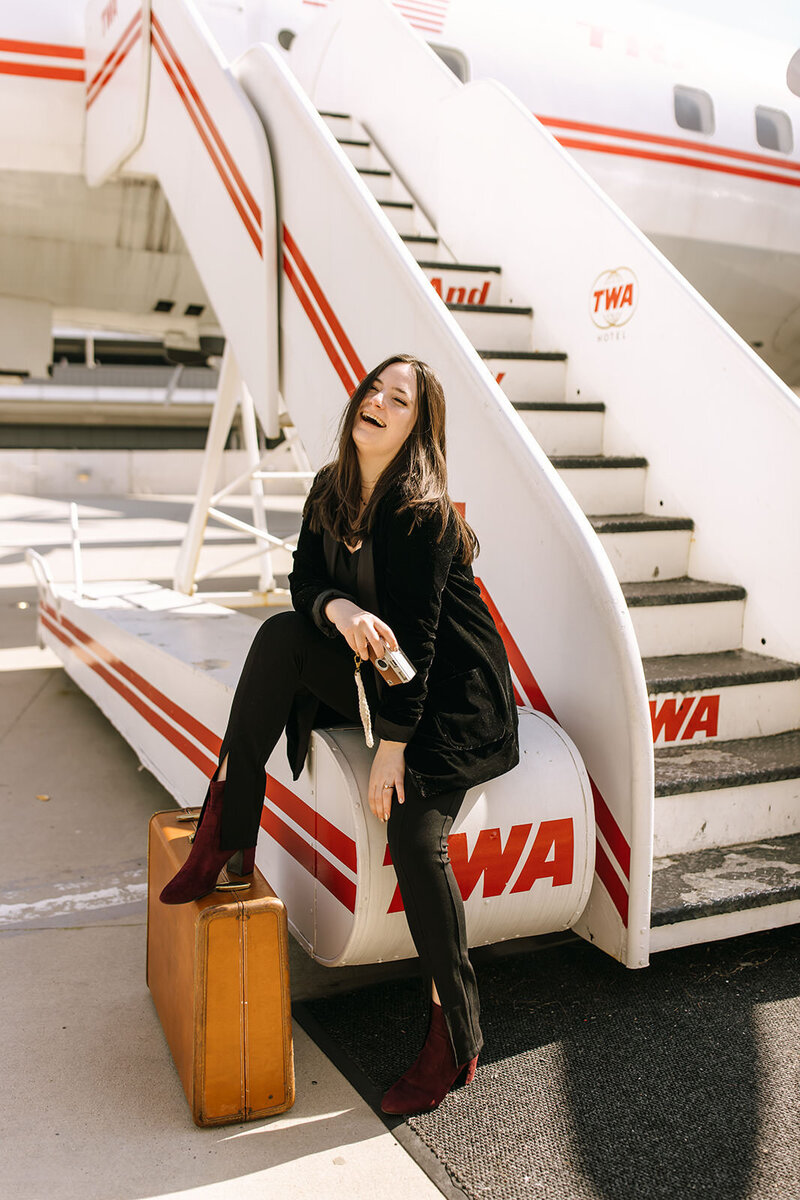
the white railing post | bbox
[69,502,83,598]
[239,380,274,591]
[173,346,241,594]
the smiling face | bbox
[351,360,418,473]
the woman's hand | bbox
[368,739,406,822]
[325,598,398,660]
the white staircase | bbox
[325,110,800,952]
[66,0,799,969]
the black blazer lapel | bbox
[322,529,337,581]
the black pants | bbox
[211,610,482,1064]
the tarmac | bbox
[2,492,798,1200]
[0,492,441,1200]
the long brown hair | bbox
[303,353,478,563]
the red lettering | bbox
[605,285,623,309]
[511,819,573,891]
[449,824,532,901]
[681,694,720,740]
[446,285,466,304]
[593,290,605,313]
[649,696,694,742]
[577,21,607,49]
[495,371,506,385]
[467,280,490,306]
[620,283,633,307]
[429,276,442,297]
[101,0,118,33]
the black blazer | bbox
[288,479,519,797]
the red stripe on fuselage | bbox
[0,38,83,59]
[0,61,84,82]
[557,135,800,190]
[538,114,800,176]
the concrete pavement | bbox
[0,493,441,1200]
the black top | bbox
[331,541,361,602]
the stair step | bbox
[591,513,694,533]
[515,403,605,456]
[448,303,533,352]
[357,166,413,205]
[649,832,800,951]
[550,454,646,468]
[401,234,453,264]
[479,350,567,404]
[623,578,746,607]
[590,513,693,583]
[645,648,800,692]
[622,577,746,655]
[379,199,426,236]
[653,729,800,856]
[417,260,502,274]
[336,137,385,170]
[645,649,800,746]
[419,261,504,307]
[551,455,647,515]
[515,402,605,411]
[319,110,356,137]
[655,728,800,796]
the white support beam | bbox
[239,380,274,591]
[173,347,242,594]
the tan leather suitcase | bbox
[146,809,295,1126]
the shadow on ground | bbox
[303,924,800,1200]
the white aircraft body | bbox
[1,0,799,383]
[8,0,800,971]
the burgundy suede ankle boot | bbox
[380,1002,478,1115]
[159,781,256,905]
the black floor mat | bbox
[296,924,800,1200]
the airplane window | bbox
[787,49,800,98]
[429,44,470,82]
[755,106,793,153]
[277,29,295,51]
[673,85,715,135]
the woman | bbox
[160,353,519,1114]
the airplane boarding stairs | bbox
[62,0,658,972]
[314,109,800,953]
[36,0,799,973]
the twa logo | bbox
[384,818,574,913]
[430,277,491,306]
[650,694,720,744]
[590,267,638,328]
